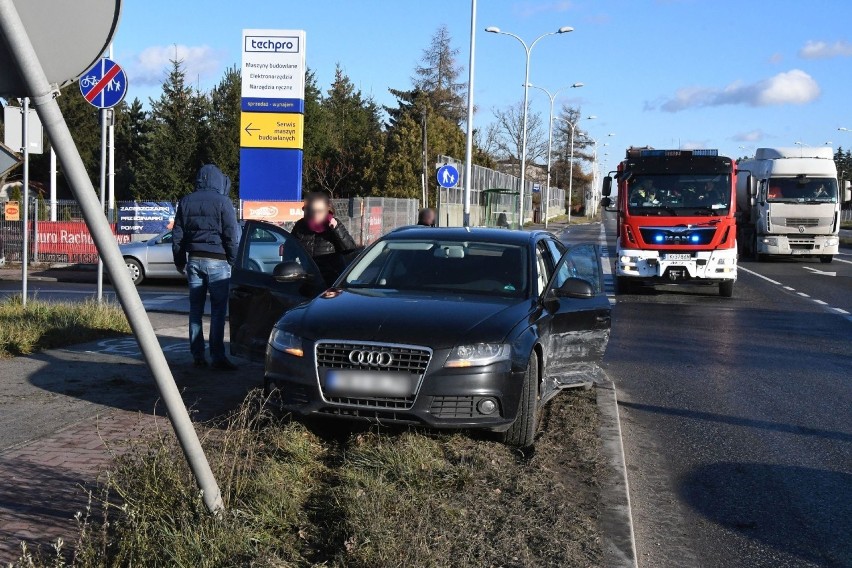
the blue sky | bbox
[113,0,852,176]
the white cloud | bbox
[768,53,783,64]
[513,1,572,18]
[799,40,852,59]
[652,69,820,113]
[128,44,224,87]
[732,129,765,143]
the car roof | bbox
[384,226,550,246]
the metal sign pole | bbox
[20,97,28,305]
[97,104,106,301]
[49,146,57,221]
[462,0,476,227]
[0,0,224,514]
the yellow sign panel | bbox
[240,112,304,149]
[4,201,20,221]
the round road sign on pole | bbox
[0,0,121,97]
[79,57,127,108]
[437,164,460,189]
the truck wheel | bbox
[500,353,539,448]
[719,280,734,298]
[125,258,144,285]
[820,255,833,264]
[617,277,634,294]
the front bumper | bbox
[263,342,525,431]
[617,245,737,282]
[756,235,839,256]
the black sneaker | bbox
[211,359,238,371]
[193,358,208,368]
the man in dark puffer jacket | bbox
[172,164,240,370]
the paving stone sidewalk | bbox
[0,313,262,564]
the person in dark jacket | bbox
[172,164,240,370]
[291,192,357,285]
[417,207,437,227]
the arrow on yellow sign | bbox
[244,123,260,136]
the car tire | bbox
[719,280,734,298]
[820,255,833,264]
[125,257,144,285]
[500,353,539,448]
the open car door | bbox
[229,221,325,361]
[540,243,611,399]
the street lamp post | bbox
[528,82,583,228]
[486,25,573,227]
[556,115,595,224]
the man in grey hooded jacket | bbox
[172,164,240,370]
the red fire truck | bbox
[601,148,738,297]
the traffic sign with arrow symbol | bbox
[244,123,260,136]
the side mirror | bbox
[555,277,595,299]
[747,175,756,197]
[272,261,309,283]
[602,176,613,197]
[600,196,612,208]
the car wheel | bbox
[500,352,539,448]
[719,280,734,298]
[820,255,833,264]
[125,258,144,285]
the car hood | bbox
[119,241,149,254]
[284,288,532,350]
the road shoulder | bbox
[597,377,639,568]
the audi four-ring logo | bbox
[349,349,394,367]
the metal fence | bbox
[0,197,419,265]
[436,155,566,227]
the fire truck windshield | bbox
[627,174,731,216]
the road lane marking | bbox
[738,266,851,324]
[803,266,837,276]
[737,267,781,285]
[832,257,852,265]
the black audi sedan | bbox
[229,222,610,447]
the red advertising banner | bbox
[243,201,304,224]
[367,206,383,244]
[35,222,130,264]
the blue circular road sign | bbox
[79,57,127,109]
[436,164,460,188]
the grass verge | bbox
[15,388,603,567]
[0,297,130,358]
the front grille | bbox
[788,238,816,250]
[315,341,432,409]
[430,396,476,418]
[785,217,820,227]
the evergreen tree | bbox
[115,98,150,200]
[136,59,208,201]
[413,25,466,125]
[207,66,241,198]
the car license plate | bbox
[324,370,415,397]
[664,254,691,261]
[791,249,809,255]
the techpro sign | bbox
[240,29,306,202]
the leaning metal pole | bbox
[0,0,224,513]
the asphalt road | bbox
[0,278,196,313]
[592,211,851,568]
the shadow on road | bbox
[618,401,852,444]
[679,462,852,566]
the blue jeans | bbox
[186,258,231,362]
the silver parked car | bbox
[121,226,293,285]
[120,231,183,285]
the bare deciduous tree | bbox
[491,101,548,176]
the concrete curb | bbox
[596,377,638,568]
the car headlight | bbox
[445,343,511,368]
[825,238,838,247]
[762,237,777,246]
[269,329,304,357]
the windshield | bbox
[343,239,529,298]
[767,177,838,203]
[627,174,731,215]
